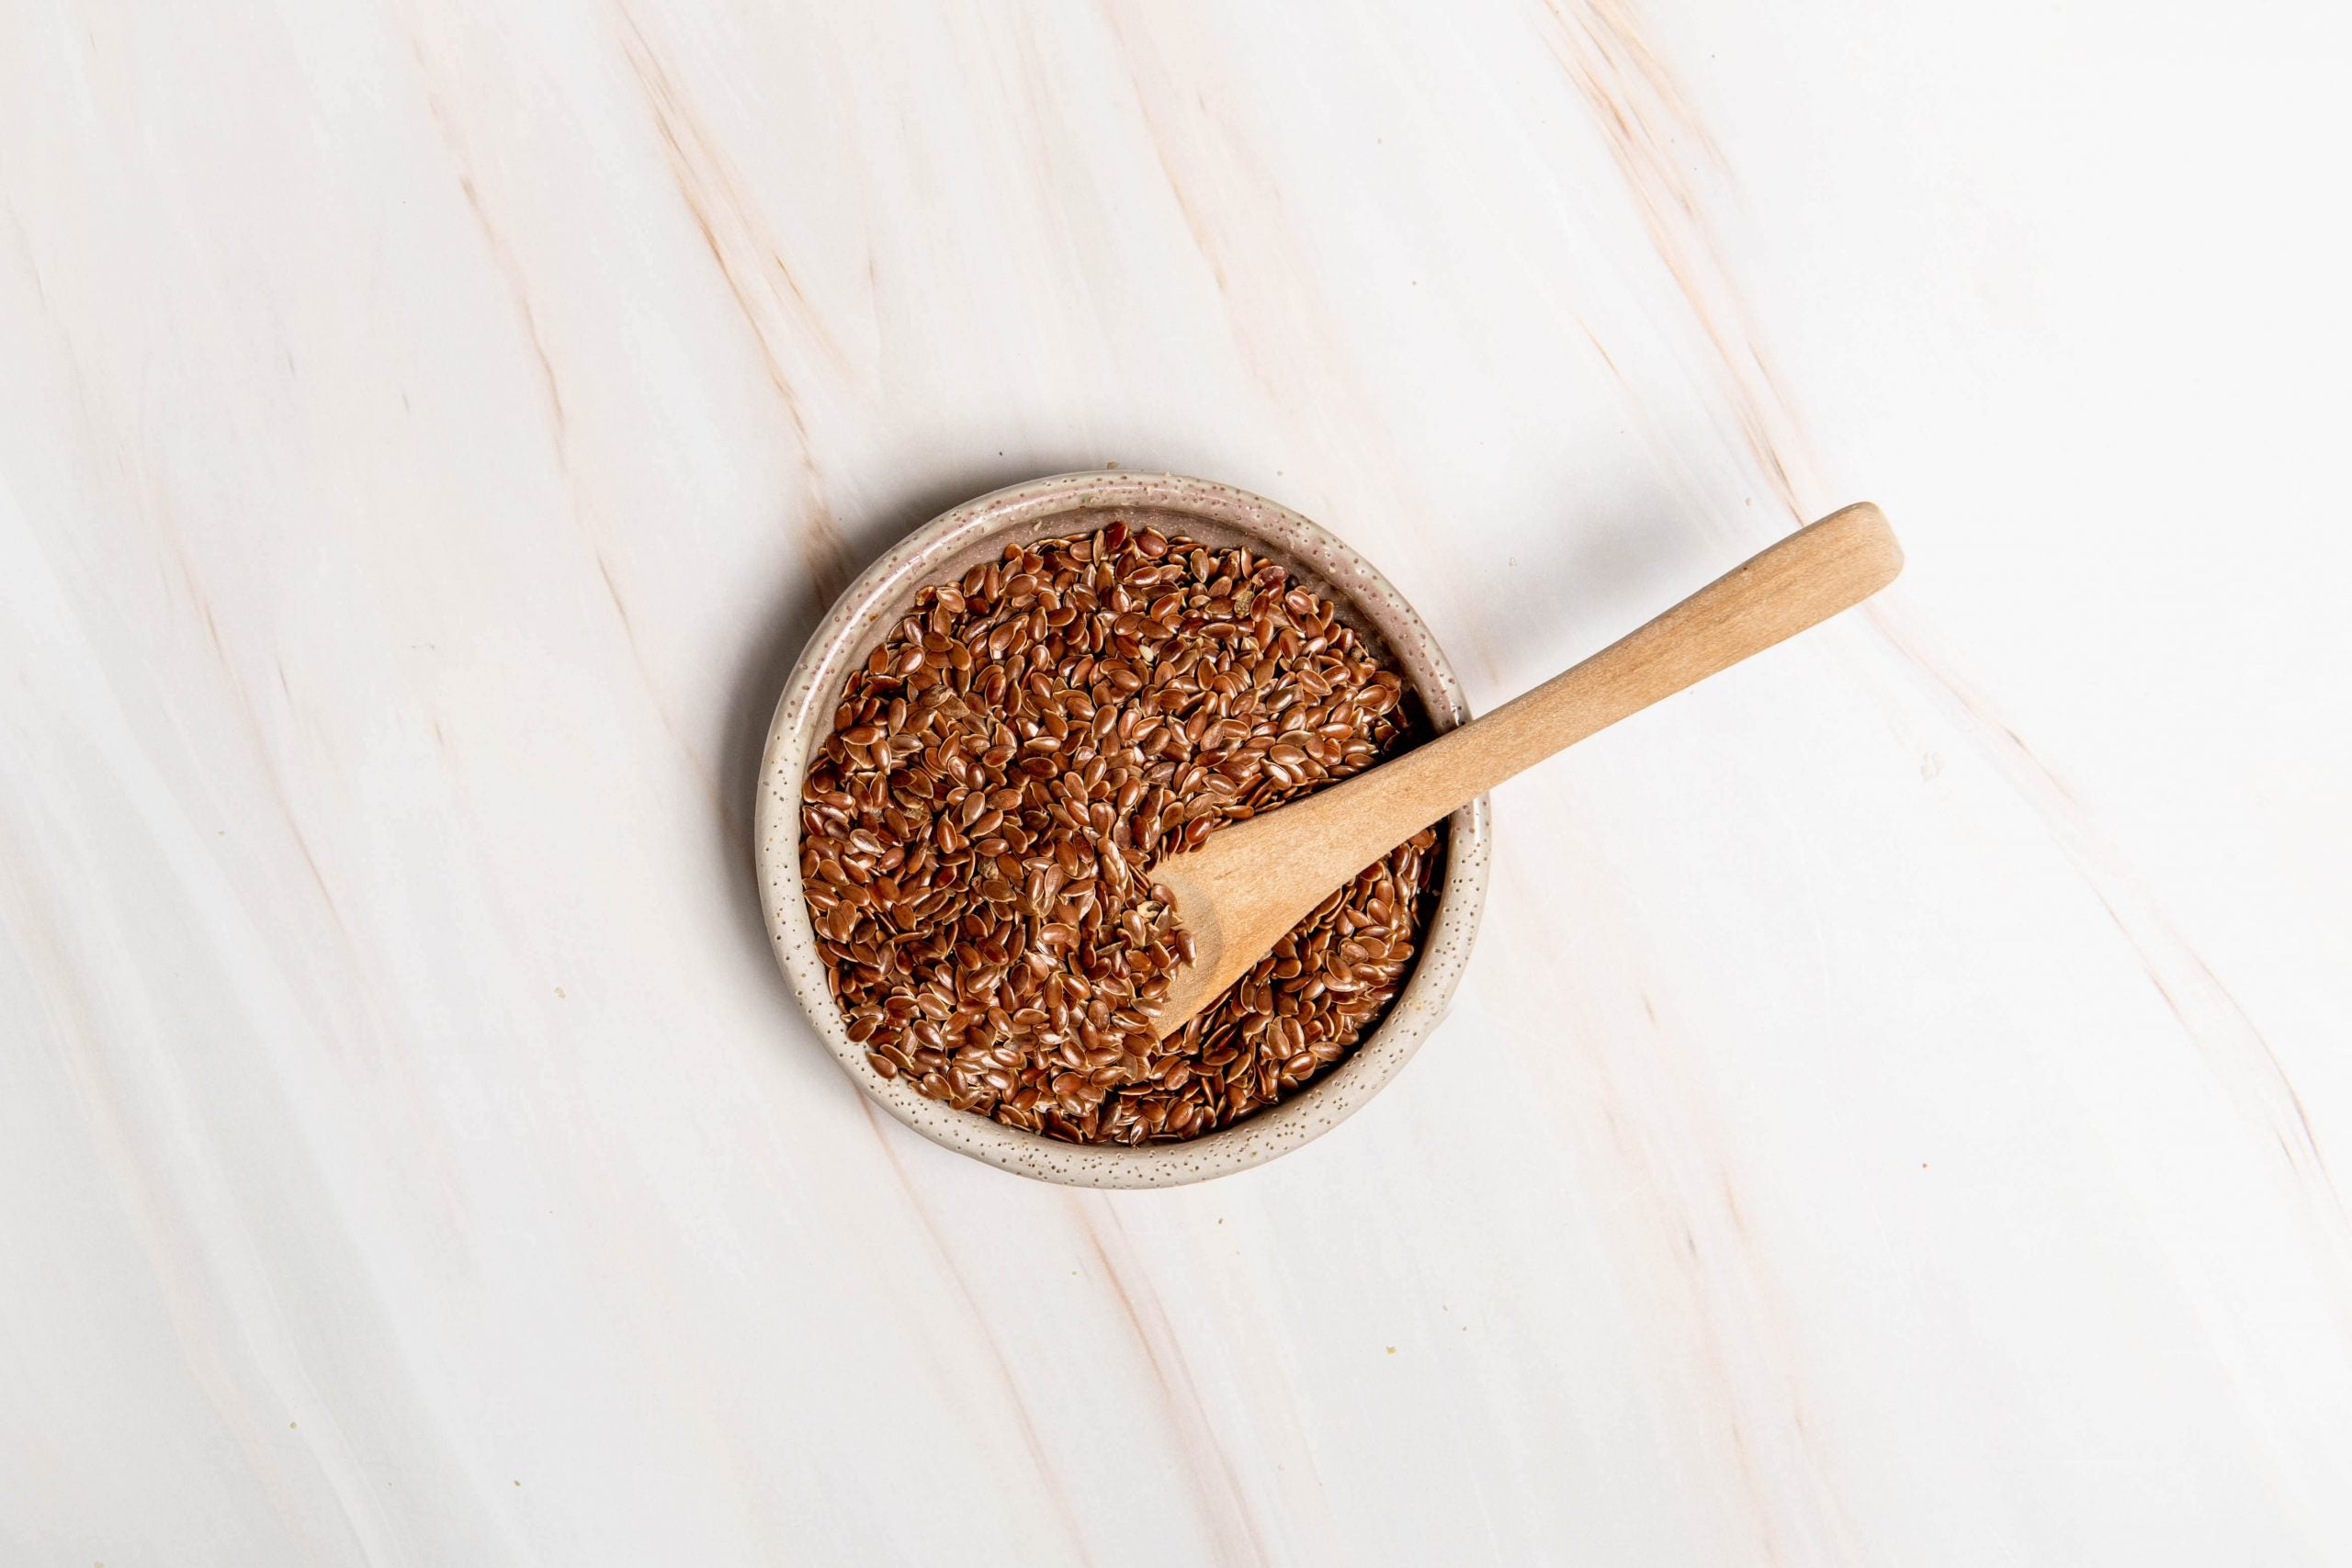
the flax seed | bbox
[800,523,1442,1144]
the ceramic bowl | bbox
[753,472,1490,1185]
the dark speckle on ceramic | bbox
[753,472,1493,1186]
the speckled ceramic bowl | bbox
[754,472,1490,1186]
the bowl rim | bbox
[752,471,1490,1187]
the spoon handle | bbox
[1312,501,1902,856]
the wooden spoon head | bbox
[1143,818,1331,1039]
[1142,858,1227,1040]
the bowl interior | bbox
[755,472,1489,1186]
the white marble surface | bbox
[4,0,2348,1562]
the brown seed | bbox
[802,525,1441,1145]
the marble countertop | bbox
[5,1,2348,1562]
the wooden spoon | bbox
[1148,502,1903,1038]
